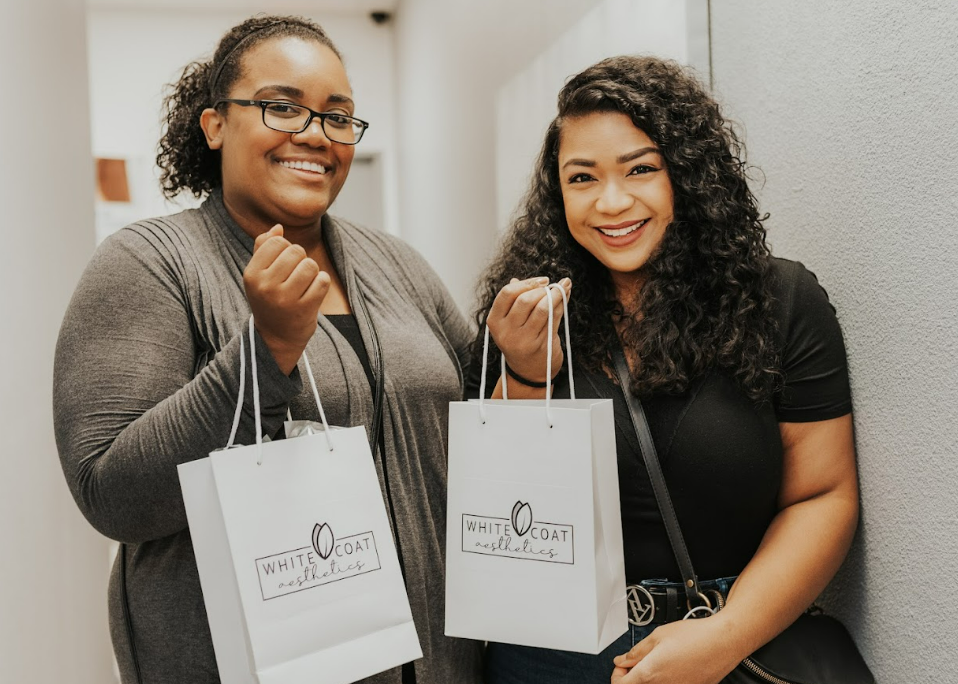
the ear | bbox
[200,107,226,150]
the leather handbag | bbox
[611,349,875,684]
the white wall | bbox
[710,1,958,678]
[496,0,709,233]
[393,0,604,311]
[86,8,399,237]
[0,1,114,682]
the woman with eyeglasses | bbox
[54,15,482,684]
[471,56,860,683]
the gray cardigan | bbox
[53,192,483,683]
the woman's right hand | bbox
[487,276,572,385]
[243,225,330,375]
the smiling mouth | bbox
[595,219,649,237]
[278,159,327,175]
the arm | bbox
[717,415,859,653]
[53,228,305,544]
[612,414,859,683]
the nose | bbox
[292,116,332,148]
[595,179,635,216]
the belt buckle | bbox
[626,585,655,627]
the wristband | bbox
[504,361,554,388]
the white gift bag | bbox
[179,317,422,684]
[445,285,627,654]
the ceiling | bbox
[86,0,398,13]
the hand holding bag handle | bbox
[611,347,875,684]
[478,283,575,424]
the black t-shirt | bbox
[469,258,852,582]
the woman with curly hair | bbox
[474,55,859,683]
[54,15,483,684]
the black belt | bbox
[626,583,731,626]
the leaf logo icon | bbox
[312,523,334,560]
[511,501,533,537]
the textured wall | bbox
[711,1,958,679]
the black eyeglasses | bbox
[215,99,369,145]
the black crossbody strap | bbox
[612,348,703,607]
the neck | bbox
[221,190,324,252]
[610,268,647,310]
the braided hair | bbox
[474,56,781,400]
[156,15,342,199]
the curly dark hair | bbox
[156,15,343,199]
[475,55,781,400]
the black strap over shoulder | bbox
[611,348,704,607]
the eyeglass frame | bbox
[214,99,370,144]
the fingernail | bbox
[560,277,571,286]
[533,277,549,285]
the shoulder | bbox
[328,215,447,296]
[767,257,840,333]
[100,206,209,262]
[768,257,832,299]
[329,215,432,271]
[85,207,214,297]
[767,258,851,420]
[62,212,208,344]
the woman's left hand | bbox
[610,616,743,684]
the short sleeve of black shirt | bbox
[771,258,852,422]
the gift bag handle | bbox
[226,315,334,463]
[478,283,575,427]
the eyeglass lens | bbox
[263,103,363,143]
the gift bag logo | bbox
[462,500,575,565]
[312,523,334,560]
[255,523,383,600]
[511,501,533,536]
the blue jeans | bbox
[484,577,737,684]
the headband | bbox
[208,22,285,98]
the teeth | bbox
[598,219,647,237]
[279,160,326,174]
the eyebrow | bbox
[252,85,355,108]
[616,147,661,164]
[327,93,355,107]
[253,84,304,98]
[561,146,662,170]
